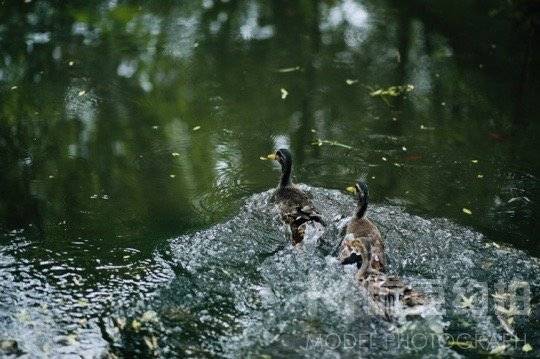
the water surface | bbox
[1,0,539,357]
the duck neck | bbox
[355,197,368,218]
[279,161,292,188]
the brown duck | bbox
[267,148,324,244]
[339,180,424,317]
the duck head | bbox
[346,180,369,218]
[267,148,293,187]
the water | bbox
[1,0,539,357]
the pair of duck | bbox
[267,148,424,316]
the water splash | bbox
[1,187,539,357]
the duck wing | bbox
[272,187,325,244]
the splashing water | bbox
[1,187,539,357]
[106,186,539,357]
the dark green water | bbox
[1,0,539,357]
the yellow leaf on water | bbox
[169,174,176,178]
[276,66,300,73]
[311,139,352,149]
[78,90,86,96]
[280,88,288,99]
[471,159,478,163]
[370,84,414,97]
[462,208,472,215]
[68,61,74,66]
[192,126,201,131]
[522,343,533,352]
[345,79,358,85]
[172,152,180,157]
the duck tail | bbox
[355,181,369,218]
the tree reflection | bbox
[0,0,538,268]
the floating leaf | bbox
[90,194,98,199]
[345,79,358,85]
[152,125,158,130]
[68,61,74,66]
[192,126,201,131]
[259,156,268,161]
[280,88,288,99]
[477,174,484,178]
[276,66,300,73]
[172,152,180,157]
[471,159,478,163]
[170,174,176,178]
[370,84,414,97]
[402,146,407,151]
[11,86,18,90]
[382,157,387,161]
[462,208,472,215]
[311,139,352,149]
[522,344,533,352]
[78,90,86,96]
[420,124,435,130]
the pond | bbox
[1,0,539,357]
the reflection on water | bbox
[1,0,539,357]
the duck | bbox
[266,148,324,244]
[339,180,425,317]
[338,180,385,276]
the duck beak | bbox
[267,153,277,160]
[346,186,357,194]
